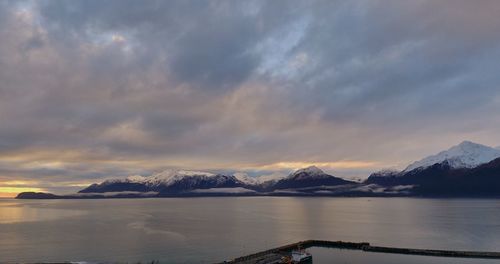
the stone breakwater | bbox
[219,240,500,263]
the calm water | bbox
[1,197,500,263]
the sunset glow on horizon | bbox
[0,187,45,198]
[1,0,500,195]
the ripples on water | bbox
[1,197,500,263]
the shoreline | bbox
[15,191,500,200]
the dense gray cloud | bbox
[1,0,500,194]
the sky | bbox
[1,0,500,197]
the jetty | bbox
[219,239,500,263]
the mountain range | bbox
[75,165,358,196]
[17,141,500,199]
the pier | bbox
[219,240,500,263]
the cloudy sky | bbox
[1,0,500,196]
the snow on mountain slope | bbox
[369,169,400,177]
[111,169,217,187]
[145,169,216,186]
[288,166,327,179]
[234,172,259,185]
[234,172,286,185]
[272,166,354,190]
[404,141,500,171]
[126,175,147,182]
[79,166,354,194]
[80,169,240,194]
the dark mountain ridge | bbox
[78,166,356,195]
[79,174,247,194]
[271,166,355,190]
[365,157,500,196]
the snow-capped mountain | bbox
[79,166,358,194]
[234,172,286,185]
[126,169,216,186]
[288,166,327,180]
[404,141,500,171]
[272,166,355,189]
[365,156,500,196]
[364,141,500,196]
[364,169,401,185]
[79,169,245,194]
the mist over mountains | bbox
[17,141,500,199]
